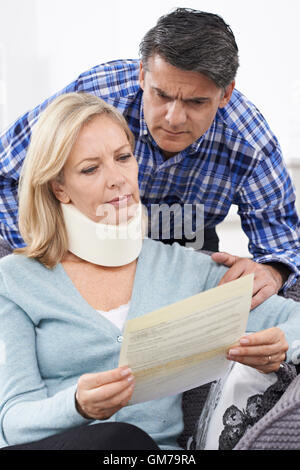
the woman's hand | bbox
[75,366,135,420]
[226,327,288,373]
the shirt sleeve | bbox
[234,142,300,292]
[0,275,89,447]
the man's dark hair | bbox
[139,8,239,89]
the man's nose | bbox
[165,100,187,128]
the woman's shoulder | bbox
[0,253,54,288]
[0,252,44,271]
[141,237,220,278]
[140,238,228,291]
[141,237,213,266]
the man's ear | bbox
[50,180,70,204]
[219,81,235,108]
[139,61,145,90]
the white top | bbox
[97,302,130,331]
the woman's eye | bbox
[118,154,132,162]
[81,166,98,175]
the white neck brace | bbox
[61,202,144,267]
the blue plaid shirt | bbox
[0,59,299,290]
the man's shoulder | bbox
[79,58,141,98]
[216,88,276,153]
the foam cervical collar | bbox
[61,202,144,266]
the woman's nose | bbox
[165,100,187,128]
[105,164,126,189]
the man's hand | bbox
[211,252,290,310]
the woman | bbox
[0,93,297,450]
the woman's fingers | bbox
[225,353,286,373]
[91,384,135,420]
[78,366,133,390]
[76,366,135,420]
[226,327,288,373]
[86,375,134,407]
[226,351,286,366]
[237,327,288,355]
[227,341,285,358]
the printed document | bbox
[119,274,253,404]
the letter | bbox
[149,203,183,240]
[157,456,167,464]
[147,455,155,464]
[184,203,204,250]
[119,274,253,405]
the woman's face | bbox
[51,114,140,224]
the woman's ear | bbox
[50,180,71,204]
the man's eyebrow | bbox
[152,86,210,103]
[152,87,172,98]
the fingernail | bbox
[120,367,132,377]
[240,338,250,345]
[127,375,134,382]
[228,349,239,355]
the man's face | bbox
[139,55,234,158]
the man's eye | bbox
[157,92,168,100]
[188,100,204,106]
[81,166,98,174]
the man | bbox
[0,8,299,309]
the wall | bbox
[0,0,38,128]
[1,0,299,159]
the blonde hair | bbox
[15,92,135,268]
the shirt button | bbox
[117,335,123,343]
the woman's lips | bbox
[107,194,132,207]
